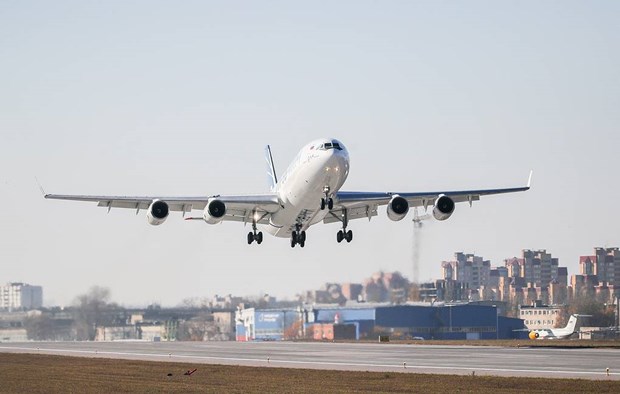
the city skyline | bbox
[4,245,617,308]
[2,2,619,306]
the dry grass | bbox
[1,353,619,393]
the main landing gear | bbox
[337,229,353,243]
[247,231,263,244]
[334,208,352,244]
[247,220,263,245]
[291,224,306,248]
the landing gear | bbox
[321,186,334,210]
[332,208,352,244]
[247,218,263,245]
[291,225,306,248]
[320,197,334,210]
[337,229,353,243]
[247,231,263,244]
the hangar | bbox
[235,303,527,341]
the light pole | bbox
[610,293,620,330]
[493,305,498,340]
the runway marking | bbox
[2,346,619,378]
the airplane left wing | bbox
[44,193,281,224]
[328,171,532,223]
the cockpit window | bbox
[318,141,343,151]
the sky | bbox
[1,1,619,307]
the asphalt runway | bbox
[1,341,619,380]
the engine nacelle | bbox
[387,195,409,221]
[147,200,169,226]
[433,194,455,221]
[203,198,226,224]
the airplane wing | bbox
[327,171,532,224]
[44,193,281,224]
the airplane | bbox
[521,314,589,340]
[44,138,532,248]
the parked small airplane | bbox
[521,314,589,340]
[45,138,531,247]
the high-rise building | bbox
[593,247,620,287]
[0,283,43,310]
[441,252,491,290]
[503,250,563,287]
[341,283,363,302]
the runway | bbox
[1,341,619,380]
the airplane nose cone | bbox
[324,150,348,173]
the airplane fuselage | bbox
[265,139,350,238]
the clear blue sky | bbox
[1,1,619,306]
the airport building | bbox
[518,301,565,329]
[235,303,527,341]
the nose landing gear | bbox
[320,186,333,210]
[290,224,306,248]
[321,198,334,210]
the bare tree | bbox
[72,286,122,340]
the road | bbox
[1,341,618,380]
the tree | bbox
[24,314,55,341]
[72,286,122,340]
[566,295,614,328]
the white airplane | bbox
[45,138,531,248]
[523,314,588,340]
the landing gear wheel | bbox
[337,230,344,243]
[327,198,334,210]
[320,198,326,210]
[247,232,254,245]
[291,231,297,248]
[256,232,263,244]
[300,231,306,243]
[345,230,353,243]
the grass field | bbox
[1,353,619,393]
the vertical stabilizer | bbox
[265,145,278,192]
[565,315,578,333]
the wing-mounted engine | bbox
[433,194,455,221]
[147,200,169,225]
[387,195,409,221]
[203,198,226,224]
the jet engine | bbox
[529,331,540,340]
[387,195,409,221]
[433,194,455,221]
[203,198,226,224]
[147,200,169,226]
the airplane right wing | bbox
[44,193,282,225]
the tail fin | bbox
[565,315,578,332]
[265,145,278,192]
